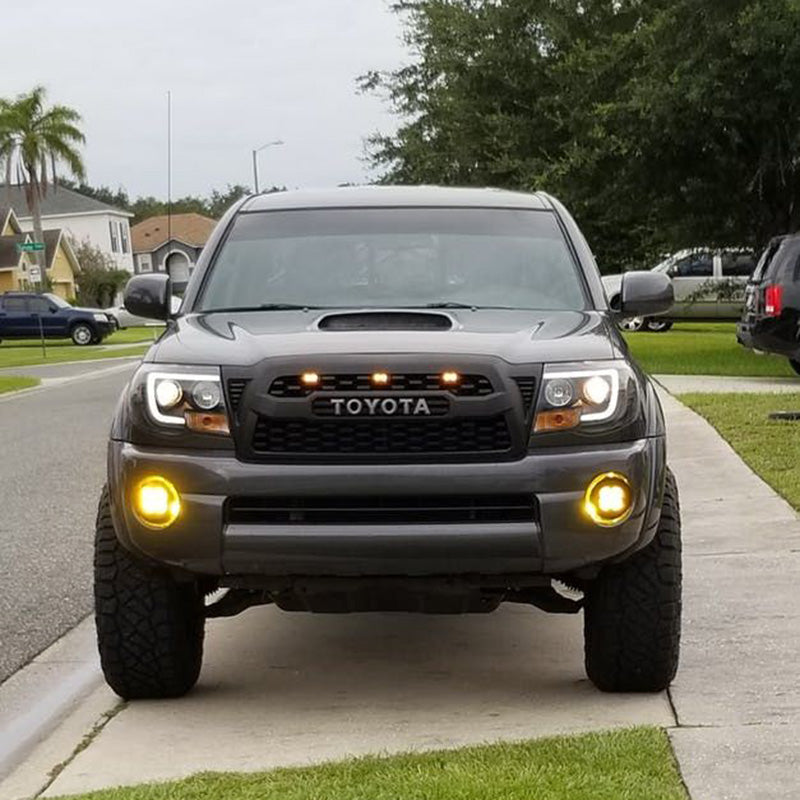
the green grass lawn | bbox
[0,375,40,394]
[0,343,149,369]
[624,322,796,377]
[52,727,687,800]
[108,325,165,344]
[0,326,157,368]
[680,392,800,510]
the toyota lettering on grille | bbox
[313,396,450,417]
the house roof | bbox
[0,184,132,219]
[0,206,22,235]
[132,213,217,253]
[0,229,78,272]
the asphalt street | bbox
[0,362,137,683]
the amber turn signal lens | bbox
[132,476,181,530]
[301,371,320,387]
[584,472,633,527]
[534,407,582,433]
[371,372,390,386]
[185,411,230,435]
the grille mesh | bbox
[227,494,536,525]
[513,377,537,414]
[269,373,493,398]
[252,415,511,455]
[226,379,250,414]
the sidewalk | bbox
[660,390,800,800]
[2,389,799,799]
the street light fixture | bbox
[252,139,284,194]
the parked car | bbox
[94,186,682,700]
[107,295,181,328]
[737,235,800,374]
[603,247,757,332]
[0,292,116,345]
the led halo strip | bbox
[542,368,620,422]
[146,372,222,426]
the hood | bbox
[149,309,620,367]
[72,306,111,315]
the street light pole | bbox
[252,139,284,194]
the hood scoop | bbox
[317,311,453,331]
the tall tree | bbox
[363,0,800,270]
[0,86,86,288]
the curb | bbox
[0,617,105,785]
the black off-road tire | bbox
[583,468,681,693]
[789,358,800,376]
[94,487,205,699]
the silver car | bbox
[108,296,182,328]
[603,248,756,331]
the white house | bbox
[1,185,134,273]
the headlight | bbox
[534,363,622,434]
[93,312,109,322]
[145,369,230,436]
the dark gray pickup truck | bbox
[95,186,681,699]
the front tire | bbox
[789,358,800,376]
[583,468,681,692]
[71,322,95,346]
[94,487,205,699]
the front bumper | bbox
[108,436,665,578]
[96,320,117,338]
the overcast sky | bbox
[2,0,409,199]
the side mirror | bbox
[620,271,673,317]
[124,274,172,321]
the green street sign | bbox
[16,242,45,253]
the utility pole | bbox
[251,140,284,194]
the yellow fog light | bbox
[133,476,181,529]
[584,472,633,527]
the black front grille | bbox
[226,379,250,414]
[269,373,494,398]
[226,494,536,525]
[252,415,512,455]
[514,377,537,415]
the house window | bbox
[109,221,119,253]
[120,222,130,254]
[138,255,152,273]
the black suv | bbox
[737,235,800,374]
[0,292,115,345]
[96,187,680,700]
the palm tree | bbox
[0,86,86,290]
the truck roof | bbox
[241,186,552,213]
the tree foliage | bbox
[72,238,130,307]
[363,0,800,270]
[64,181,283,224]
[0,86,86,287]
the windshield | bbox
[198,208,588,312]
[44,293,70,308]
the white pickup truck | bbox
[603,248,756,331]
